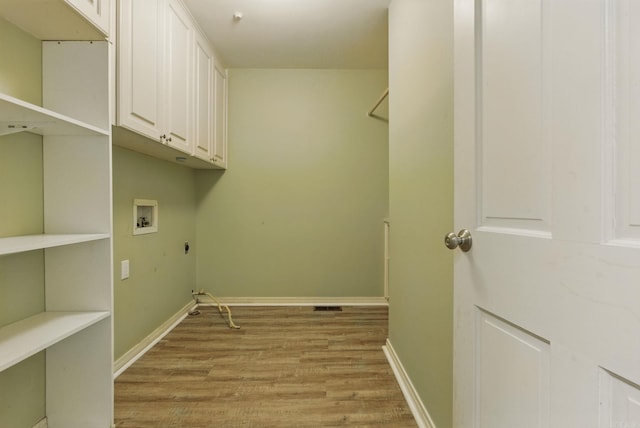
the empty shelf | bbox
[0,93,109,136]
[0,311,110,372]
[0,234,110,256]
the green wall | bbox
[0,134,45,428]
[112,146,196,360]
[388,1,454,427]
[0,17,41,104]
[0,18,46,428]
[195,69,389,298]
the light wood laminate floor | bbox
[114,306,418,427]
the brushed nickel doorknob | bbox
[444,229,472,252]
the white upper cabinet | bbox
[193,31,227,169]
[118,0,193,154]
[118,0,168,145]
[116,0,227,169]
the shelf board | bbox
[0,234,109,256]
[0,311,110,372]
[0,93,109,137]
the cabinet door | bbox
[193,30,213,162]
[213,64,227,167]
[163,0,192,154]
[118,0,164,141]
[66,0,109,35]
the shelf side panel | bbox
[43,136,111,234]
[43,41,110,131]
[46,318,113,426]
[45,239,111,311]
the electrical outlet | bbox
[121,260,130,280]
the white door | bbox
[164,0,192,154]
[213,64,227,167]
[118,0,164,140]
[193,29,214,162]
[454,1,640,427]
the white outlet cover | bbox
[121,260,130,280]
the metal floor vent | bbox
[314,306,343,312]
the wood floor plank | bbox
[115,306,417,427]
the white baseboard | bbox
[32,418,47,428]
[113,300,196,378]
[195,296,389,307]
[383,338,437,428]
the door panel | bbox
[193,32,213,161]
[613,0,640,241]
[600,370,640,428]
[213,65,227,167]
[119,0,163,139]
[164,0,192,153]
[454,0,640,426]
[476,309,550,428]
[480,0,550,233]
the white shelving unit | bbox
[115,0,227,170]
[0,2,113,427]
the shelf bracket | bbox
[0,121,52,136]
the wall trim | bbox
[32,418,47,428]
[195,296,389,307]
[113,300,196,378]
[383,338,437,428]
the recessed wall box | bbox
[133,199,158,235]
